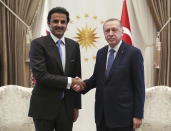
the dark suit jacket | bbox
[83,41,145,128]
[28,35,81,120]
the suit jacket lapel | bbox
[47,35,64,73]
[101,46,108,80]
[107,42,127,78]
[113,42,127,65]
[65,39,71,74]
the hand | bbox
[133,117,142,130]
[71,77,85,92]
[72,84,84,92]
[73,109,79,122]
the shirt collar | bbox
[108,40,122,53]
[50,32,65,45]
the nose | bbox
[109,30,114,36]
[57,22,62,27]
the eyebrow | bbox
[51,19,67,23]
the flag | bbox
[121,0,132,45]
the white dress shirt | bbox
[106,40,122,69]
[50,33,71,89]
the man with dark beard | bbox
[28,7,84,131]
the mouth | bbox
[55,27,63,31]
[108,38,115,41]
[55,29,63,32]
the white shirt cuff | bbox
[67,77,72,89]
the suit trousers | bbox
[96,116,134,131]
[33,99,73,131]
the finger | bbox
[133,121,138,130]
[75,78,85,87]
[134,122,140,130]
[82,81,86,87]
[76,81,83,88]
[72,85,79,92]
[137,121,142,128]
[75,87,80,92]
[75,76,80,80]
[75,85,82,92]
[133,123,136,130]
[79,81,86,88]
[80,85,85,91]
[73,110,78,122]
[77,85,84,92]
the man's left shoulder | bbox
[65,37,79,45]
[122,41,141,53]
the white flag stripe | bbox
[123,26,132,39]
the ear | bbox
[122,28,124,33]
[121,28,124,36]
[47,21,50,28]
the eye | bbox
[52,19,59,23]
[61,20,66,24]
[105,29,110,33]
[112,28,119,32]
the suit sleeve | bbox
[131,49,145,119]
[30,39,68,89]
[73,43,82,109]
[81,51,99,94]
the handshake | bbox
[71,77,85,92]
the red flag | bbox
[121,0,132,45]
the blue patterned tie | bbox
[57,40,62,61]
[57,40,64,98]
[106,49,115,77]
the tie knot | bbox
[109,49,115,54]
[57,40,62,45]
